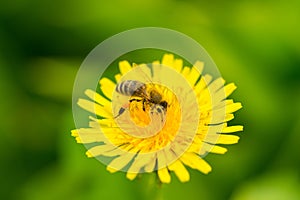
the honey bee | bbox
[114,80,168,121]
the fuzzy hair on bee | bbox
[114,79,168,122]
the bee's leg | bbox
[129,98,145,111]
[150,105,166,123]
[114,108,125,118]
[156,106,165,121]
[142,99,147,111]
[129,98,142,103]
[114,103,129,118]
[159,101,168,110]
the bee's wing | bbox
[112,63,155,119]
[128,63,153,84]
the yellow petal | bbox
[226,99,234,104]
[199,87,211,100]
[195,74,213,96]
[218,134,240,144]
[108,152,136,171]
[127,153,154,173]
[204,134,240,144]
[77,99,112,118]
[89,117,117,127]
[99,77,115,100]
[173,58,183,72]
[226,102,242,113]
[157,167,171,183]
[213,99,238,109]
[200,123,225,137]
[156,150,168,169]
[181,66,190,77]
[209,113,234,124]
[138,64,152,80]
[187,66,201,86]
[73,129,106,144]
[126,172,138,181]
[162,54,174,67]
[196,143,228,155]
[224,83,237,97]
[180,153,212,174]
[144,157,156,172]
[84,89,110,106]
[119,60,132,75]
[193,61,204,74]
[225,114,235,122]
[168,160,190,182]
[114,74,122,83]
[222,125,243,133]
[203,74,213,86]
[152,61,162,82]
[71,129,78,137]
[208,77,225,93]
[210,145,228,154]
[88,121,99,128]
[107,166,118,173]
[100,147,125,157]
[86,144,116,157]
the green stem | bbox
[141,173,164,200]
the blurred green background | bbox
[1,0,299,199]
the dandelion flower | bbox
[71,54,243,183]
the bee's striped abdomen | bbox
[116,80,145,96]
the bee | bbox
[114,80,168,121]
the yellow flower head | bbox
[71,54,243,183]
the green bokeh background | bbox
[1,0,299,200]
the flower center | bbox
[109,83,182,152]
[128,84,165,127]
